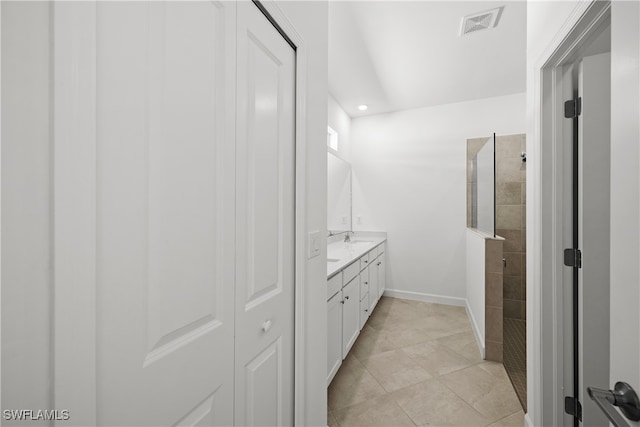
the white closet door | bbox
[57,2,237,425]
[234,2,296,426]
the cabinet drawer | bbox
[377,242,385,254]
[359,253,370,271]
[369,246,378,260]
[343,261,359,286]
[327,272,342,300]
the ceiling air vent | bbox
[460,7,503,36]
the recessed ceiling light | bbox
[358,105,368,111]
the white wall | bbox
[465,230,486,353]
[275,2,328,426]
[351,93,525,302]
[1,2,52,419]
[327,94,352,162]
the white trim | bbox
[383,289,466,307]
[465,300,485,360]
[254,2,308,425]
[529,1,610,425]
[52,3,97,425]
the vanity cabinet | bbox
[326,239,387,385]
[368,261,378,313]
[342,277,360,356]
[377,251,386,298]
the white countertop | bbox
[327,235,386,278]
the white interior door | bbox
[577,52,611,427]
[56,2,237,425]
[234,2,296,426]
[608,2,640,426]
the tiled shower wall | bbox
[495,134,526,320]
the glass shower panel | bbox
[472,135,495,235]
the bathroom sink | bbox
[327,258,341,263]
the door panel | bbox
[95,2,236,425]
[578,52,611,426]
[369,260,378,311]
[327,292,343,384]
[235,2,296,426]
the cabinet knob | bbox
[377,262,381,266]
[365,281,368,285]
[262,320,272,332]
[365,309,368,312]
[340,300,345,304]
[364,260,368,263]
[344,295,349,300]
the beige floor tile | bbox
[328,298,522,427]
[351,325,397,360]
[379,324,436,347]
[488,410,525,426]
[360,349,432,392]
[391,378,490,426]
[439,365,522,423]
[328,354,386,411]
[332,394,415,426]
[435,331,484,363]
[477,361,511,381]
[401,341,475,377]
[328,410,339,427]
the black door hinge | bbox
[564,98,582,118]
[565,396,583,420]
[564,248,582,268]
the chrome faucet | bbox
[344,231,353,243]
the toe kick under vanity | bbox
[326,234,387,385]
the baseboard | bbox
[524,412,534,427]
[383,289,466,307]
[465,301,485,359]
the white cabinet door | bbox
[360,293,370,330]
[56,2,237,425]
[54,2,296,425]
[368,258,379,311]
[327,292,343,385]
[342,278,360,357]
[378,254,386,298]
[234,2,296,426]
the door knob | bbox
[261,320,272,332]
[588,382,640,426]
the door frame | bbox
[528,1,610,426]
[51,1,310,425]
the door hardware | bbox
[565,396,582,420]
[564,248,582,268]
[588,382,640,426]
[565,98,582,118]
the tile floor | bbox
[328,297,524,427]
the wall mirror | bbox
[327,152,352,233]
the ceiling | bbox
[328,1,527,117]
